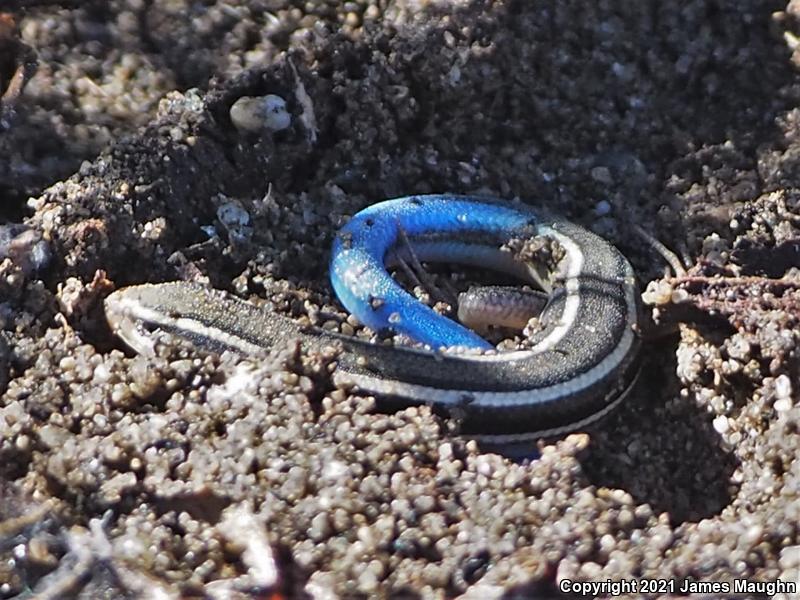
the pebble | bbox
[230,94,292,133]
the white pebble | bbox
[712,415,729,434]
[230,94,291,133]
[775,374,792,400]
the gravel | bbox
[1,1,800,598]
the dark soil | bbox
[1,1,800,598]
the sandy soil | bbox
[1,1,800,598]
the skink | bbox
[456,286,549,333]
[105,195,641,442]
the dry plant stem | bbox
[395,223,453,306]
[669,274,800,289]
[634,224,687,277]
